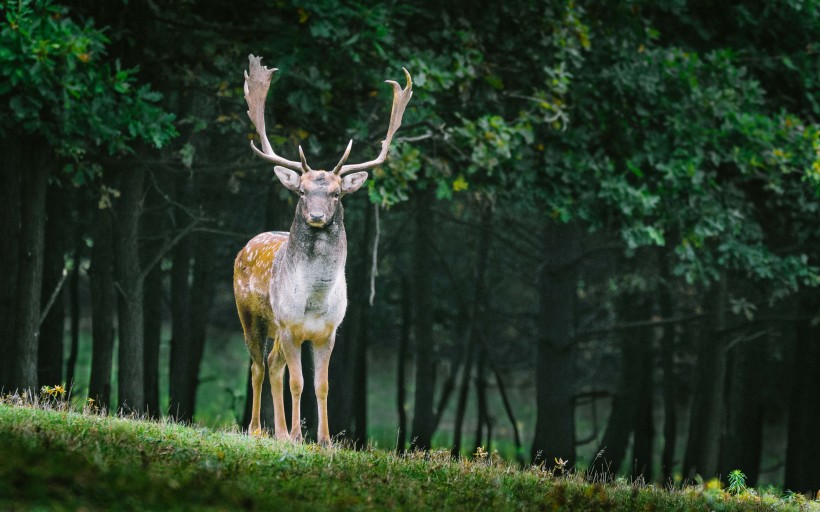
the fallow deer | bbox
[234,55,412,444]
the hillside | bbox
[0,401,811,511]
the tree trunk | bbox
[169,178,193,420]
[591,292,653,479]
[141,178,165,417]
[410,187,436,450]
[13,140,50,394]
[65,243,82,392]
[531,221,580,465]
[472,346,490,454]
[143,259,163,417]
[114,166,146,413]
[396,277,411,453]
[0,135,21,391]
[658,251,677,483]
[784,297,820,493]
[451,341,474,458]
[718,330,763,487]
[184,232,218,422]
[632,338,654,481]
[351,203,375,447]
[88,207,116,409]
[682,278,728,481]
[491,362,525,465]
[38,183,67,388]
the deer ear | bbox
[341,171,368,194]
[274,166,301,191]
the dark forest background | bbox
[1,0,819,492]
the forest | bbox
[1,0,819,493]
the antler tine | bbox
[338,68,413,176]
[298,145,312,173]
[331,139,354,174]
[244,54,304,172]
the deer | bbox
[233,55,412,444]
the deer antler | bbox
[244,55,306,173]
[335,68,413,176]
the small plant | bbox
[728,469,747,495]
[553,457,569,476]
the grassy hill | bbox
[0,399,814,511]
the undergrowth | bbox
[0,392,816,511]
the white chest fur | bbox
[270,255,347,339]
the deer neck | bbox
[284,204,347,287]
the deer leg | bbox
[312,333,336,445]
[281,337,304,442]
[249,359,265,435]
[267,337,289,440]
[239,308,266,436]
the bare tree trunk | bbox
[169,178,193,420]
[410,186,436,450]
[658,251,677,483]
[13,140,50,394]
[38,183,67,388]
[472,346,490,454]
[632,339,654,481]
[591,292,653,479]
[0,135,21,391]
[114,166,146,413]
[141,179,165,417]
[531,221,580,465]
[65,242,82,392]
[184,232,218,422]
[452,201,494,457]
[88,207,116,409]
[351,203,375,447]
[784,297,820,493]
[719,329,763,487]
[143,259,163,417]
[396,277,411,453]
[490,362,525,465]
[451,342,474,458]
[683,278,728,481]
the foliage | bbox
[0,402,810,511]
[728,469,748,495]
[0,0,176,183]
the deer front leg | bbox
[312,333,336,446]
[267,338,289,440]
[281,336,305,442]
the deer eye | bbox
[334,191,340,198]
[300,190,305,197]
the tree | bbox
[0,0,175,398]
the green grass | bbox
[1,401,812,511]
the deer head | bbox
[243,54,412,228]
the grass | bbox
[1,399,814,511]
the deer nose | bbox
[308,211,326,224]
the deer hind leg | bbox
[312,332,336,445]
[239,308,266,436]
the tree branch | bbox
[38,266,70,327]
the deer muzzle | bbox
[308,211,327,227]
